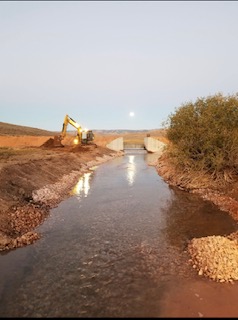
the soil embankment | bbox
[0,137,123,251]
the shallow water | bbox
[0,151,237,317]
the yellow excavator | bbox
[54,114,94,147]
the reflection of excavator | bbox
[54,114,94,147]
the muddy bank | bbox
[0,144,123,251]
[156,153,238,283]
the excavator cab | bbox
[81,130,94,144]
[87,130,94,142]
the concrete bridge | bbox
[106,137,166,155]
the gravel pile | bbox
[9,203,49,234]
[188,233,238,283]
[0,203,49,251]
[0,231,40,251]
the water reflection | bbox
[127,155,136,186]
[71,172,92,198]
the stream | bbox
[0,151,238,317]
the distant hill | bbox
[0,122,58,136]
[93,129,166,135]
[0,121,166,138]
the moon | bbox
[129,112,135,117]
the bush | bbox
[165,92,238,181]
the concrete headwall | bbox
[106,137,124,151]
[144,137,166,154]
[94,135,120,148]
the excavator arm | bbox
[61,115,82,140]
[60,114,83,145]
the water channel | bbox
[0,151,238,317]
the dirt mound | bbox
[41,137,65,148]
[41,138,56,148]
[70,144,97,153]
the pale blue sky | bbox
[1,1,238,131]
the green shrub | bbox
[165,92,238,181]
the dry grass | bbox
[0,122,58,136]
